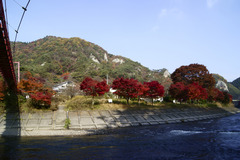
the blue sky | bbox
[5,0,240,82]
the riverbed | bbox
[0,113,240,159]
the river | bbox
[0,113,240,159]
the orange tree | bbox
[18,72,43,94]
[17,72,54,108]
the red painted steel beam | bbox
[0,0,17,91]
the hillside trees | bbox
[231,77,240,90]
[14,36,172,86]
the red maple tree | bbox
[137,82,149,104]
[169,82,188,102]
[143,81,165,105]
[199,86,208,100]
[80,77,98,96]
[17,72,54,108]
[0,81,6,101]
[222,92,232,104]
[30,91,53,108]
[171,64,215,90]
[112,77,140,104]
[169,82,208,103]
[186,82,208,101]
[95,80,110,96]
[207,88,219,102]
[216,89,225,102]
[80,77,109,105]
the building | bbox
[52,81,75,93]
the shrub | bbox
[66,96,93,110]
[18,95,27,106]
[164,96,174,102]
[30,91,53,109]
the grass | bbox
[64,96,235,111]
[2,93,235,113]
[64,118,71,129]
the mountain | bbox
[231,77,240,90]
[13,36,172,89]
[213,74,240,100]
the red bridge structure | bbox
[0,0,17,92]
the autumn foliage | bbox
[144,81,165,104]
[0,81,6,101]
[112,78,165,105]
[80,77,109,97]
[187,82,208,101]
[169,64,232,104]
[169,82,188,102]
[61,72,70,80]
[171,64,215,89]
[18,72,54,107]
[18,72,43,94]
[112,78,141,104]
[30,91,53,107]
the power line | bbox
[13,0,31,54]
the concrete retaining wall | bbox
[0,106,239,136]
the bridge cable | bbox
[7,23,18,33]
[4,0,9,32]
[12,0,26,10]
[12,0,31,54]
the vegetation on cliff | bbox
[13,36,171,89]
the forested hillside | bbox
[231,77,240,90]
[13,36,172,88]
[213,74,240,99]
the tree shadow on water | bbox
[0,90,21,159]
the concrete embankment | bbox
[0,106,239,136]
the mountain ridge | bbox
[13,36,240,99]
[13,36,172,89]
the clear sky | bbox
[5,0,240,82]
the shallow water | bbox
[1,114,240,159]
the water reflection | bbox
[0,114,240,159]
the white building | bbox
[53,81,75,93]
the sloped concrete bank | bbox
[0,106,239,136]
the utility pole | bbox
[107,74,108,85]
[14,62,20,82]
